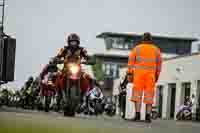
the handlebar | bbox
[53,56,87,63]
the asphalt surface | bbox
[0,106,200,133]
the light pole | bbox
[0,0,5,34]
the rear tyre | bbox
[44,96,51,112]
[151,111,159,120]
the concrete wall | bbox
[158,53,200,83]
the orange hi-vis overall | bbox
[128,42,162,104]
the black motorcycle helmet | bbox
[67,33,80,47]
[28,76,34,82]
[49,57,55,64]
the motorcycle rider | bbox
[56,33,89,62]
[22,76,34,91]
[22,76,34,97]
[39,58,58,97]
[55,33,90,108]
[21,76,34,108]
[39,58,58,81]
[184,96,191,106]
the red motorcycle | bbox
[61,61,82,116]
[56,56,95,117]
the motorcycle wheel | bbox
[63,85,80,117]
[151,111,159,120]
[44,96,51,112]
[176,112,183,120]
[95,103,103,115]
[184,113,192,120]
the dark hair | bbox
[142,32,152,41]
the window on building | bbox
[198,44,200,52]
[105,64,110,75]
[124,43,129,49]
[102,64,105,72]
[104,38,114,49]
[176,45,186,55]
[103,63,120,78]
[182,82,191,100]
[111,38,128,50]
[116,65,119,78]
[111,64,117,78]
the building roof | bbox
[95,49,130,58]
[94,49,178,59]
[164,52,200,61]
[96,32,198,42]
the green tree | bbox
[92,59,105,81]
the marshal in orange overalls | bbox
[128,41,162,104]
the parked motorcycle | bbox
[0,89,9,106]
[21,86,35,109]
[176,104,192,120]
[85,86,104,115]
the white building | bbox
[156,52,200,120]
[95,32,199,120]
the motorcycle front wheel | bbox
[176,112,183,120]
[63,81,81,117]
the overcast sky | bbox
[3,0,200,84]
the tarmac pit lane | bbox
[0,107,200,133]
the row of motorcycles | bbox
[0,85,116,117]
[0,57,116,117]
[0,83,116,116]
[176,100,193,120]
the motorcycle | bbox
[176,103,192,120]
[55,55,96,117]
[0,89,9,106]
[82,86,104,115]
[61,61,82,117]
[21,86,35,109]
[41,72,57,112]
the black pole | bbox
[0,0,5,34]
[2,0,5,33]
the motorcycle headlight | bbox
[68,63,80,74]
[57,64,64,71]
